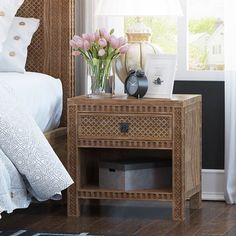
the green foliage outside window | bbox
[189,45,208,70]
[189,17,219,35]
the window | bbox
[123,0,224,80]
[188,0,224,71]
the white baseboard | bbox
[202,169,225,201]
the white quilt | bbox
[0,80,73,216]
[0,72,63,132]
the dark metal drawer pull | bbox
[119,122,129,133]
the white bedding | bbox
[0,72,62,132]
[0,82,73,216]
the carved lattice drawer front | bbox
[77,113,172,141]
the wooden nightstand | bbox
[67,95,202,221]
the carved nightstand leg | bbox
[172,159,185,221]
[172,196,185,221]
[67,185,80,216]
[67,104,80,217]
[190,191,202,209]
[172,108,185,221]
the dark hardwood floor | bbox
[0,200,235,235]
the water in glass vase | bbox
[88,58,115,96]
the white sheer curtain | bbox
[76,0,99,94]
[76,0,124,94]
[225,0,236,204]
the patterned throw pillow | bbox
[0,17,39,72]
[0,0,24,52]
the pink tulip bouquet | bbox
[70,28,129,95]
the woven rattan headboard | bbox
[16,0,75,126]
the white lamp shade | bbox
[96,0,183,16]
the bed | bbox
[0,0,76,216]
[0,72,63,132]
[16,0,75,167]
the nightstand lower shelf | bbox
[78,185,173,201]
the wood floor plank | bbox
[40,216,102,233]
[211,204,236,224]
[225,225,236,236]
[135,220,179,236]
[80,217,125,234]
[194,222,235,236]
[110,218,154,235]
[165,201,231,236]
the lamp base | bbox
[127,32,151,43]
[116,42,161,83]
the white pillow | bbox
[0,0,24,52]
[0,17,40,73]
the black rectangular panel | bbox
[173,81,224,169]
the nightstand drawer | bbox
[77,113,173,141]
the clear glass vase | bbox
[87,58,115,96]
